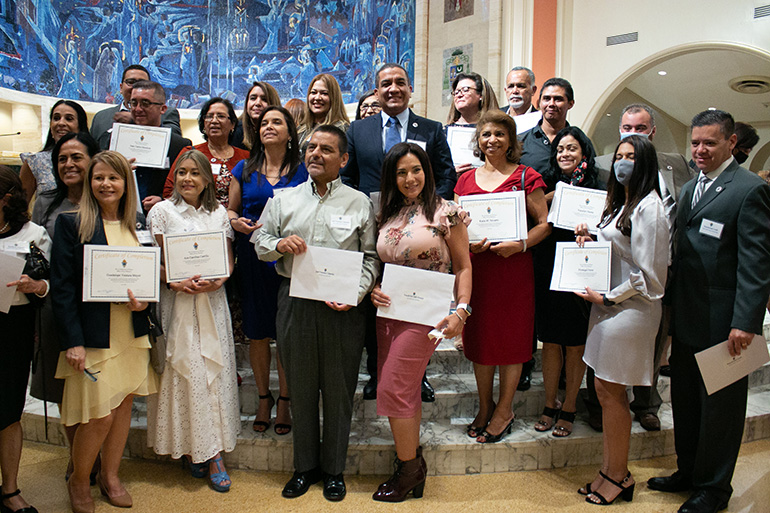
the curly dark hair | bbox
[0,166,30,234]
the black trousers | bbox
[670,339,748,500]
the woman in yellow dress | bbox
[51,151,158,513]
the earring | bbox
[288,139,292,150]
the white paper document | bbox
[695,335,770,395]
[459,191,527,243]
[547,182,607,234]
[377,264,456,327]
[163,230,230,282]
[446,126,483,167]
[289,246,363,306]
[550,241,612,294]
[0,251,26,314]
[109,123,172,168]
[513,110,542,134]
[83,245,161,302]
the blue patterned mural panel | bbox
[0,0,415,108]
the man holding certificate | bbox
[255,125,378,502]
[648,111,770,513]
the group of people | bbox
[1,59,768,513]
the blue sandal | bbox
[183,456,208,479]
[208,455,231,493]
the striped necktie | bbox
[691,174,711,209]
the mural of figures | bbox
[0,0,416,109]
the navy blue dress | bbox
[231,160,308,340]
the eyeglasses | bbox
[84,368,101,382]
[360,103,381,112]
[204,113,230,121]
[453,86,479,97]
[129,99,164,109]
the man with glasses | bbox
[90,64,182,145]
[103,80,191,212]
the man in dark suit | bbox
[341,63,455,200]
[587,104,696,432]
[103,80,191,213]
[648,110,770,513]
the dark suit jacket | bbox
[596,151,694,198]
[51,213,151,350]
[91,105,182,148]
[669,159,770,350]
[341,110,456,199]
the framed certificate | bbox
[377,264,456,327]
[446,126,483,167]
[109,123,172,168]
[547,182,607,234]
[550,241,612,294]
[289,245,364,306]
[163,230,230,282]
[459,191,527,243]
[83,245,161,302]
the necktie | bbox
[691,174,711,209]
[384,116,401,153]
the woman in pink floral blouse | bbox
[370,143,472,502]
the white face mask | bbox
[613,158,635,186]
[619,131,650,141]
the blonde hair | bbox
[170,149,219,212]
[241,82,281,150]
[78,151,138,243]
[298,74,350,135]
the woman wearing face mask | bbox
[532,126,600,438]
[574,135,668,506]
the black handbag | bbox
[23,240,50,280]
[147,304,166,375]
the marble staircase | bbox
[21,333,770,476]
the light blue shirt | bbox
[380,109,410,151]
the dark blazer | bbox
[51,213,151,350]
[669,159,770,350]
[341,110,456,200]
[135,132,192,202]
[596,151,695,198]
[91,105,182,146]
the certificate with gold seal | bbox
[550,241,611,294]
[458,191,527,243]
[547,182,607,234]
[109,123,171,168]
[83,245,161,302]
[163,230,230,282]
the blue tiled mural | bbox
[0,0,415,108]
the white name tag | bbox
[0,241,30,254]
[406,139,427,150]
[136,230,154,245]
[211,163,222,176]
[699,218,724,239]
[330,214,352,229]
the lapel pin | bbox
[716,186,723,193]
[667,165,673,170]
[412,122,418,128]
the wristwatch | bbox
[456,303,472,316]
[602,295,616,306]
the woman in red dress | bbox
[454,110,551,443]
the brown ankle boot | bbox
[372,448,427,502]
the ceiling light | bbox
[657,70,667,76]
[708,107,717,111]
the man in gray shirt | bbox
[256,125,379,502]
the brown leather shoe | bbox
[635,412,661,431]
[96,474,133,508]
[372,448,426,502]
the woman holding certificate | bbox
[574,135,668,505]
[51,151,158,513]
[370,142,472,502]
[228,106,308,435]
[147,149,238,492]
[454,110,550,444]
[532,127,599,437]
[0,167,51,513]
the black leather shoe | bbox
[660,365,672,377]
[282,468,322,498]
[635,412,661,431]
[678,490,728,513]
[647,471,693,493]
[363,377,377,400]
[517,358,534,391]
[323,473,346,502]
[421,375,435,403]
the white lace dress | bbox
[146,199,239,463]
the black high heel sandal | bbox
[467,402,496,438]
[586,472,634,505]
[253,393,275,433]
[534,405,560,432]
[274,396,292,435]
[552,410,576,437]
[476,415,515,444]
[0,489,38,513]
[578,470,609,496]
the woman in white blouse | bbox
[146,150,238,493]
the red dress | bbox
[454,165,545,365]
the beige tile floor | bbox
[12,438,770,513]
